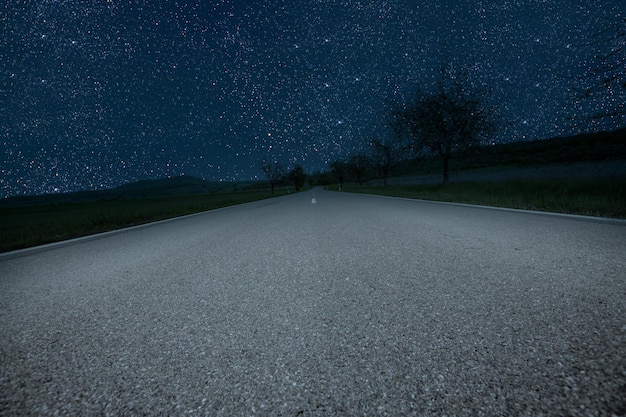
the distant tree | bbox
[260,160,284,194]
[309,171,332,186]
[346,154,371,187]
[573,17,626,127]
[329,160,348,190]
[288,164,306,191]
[391,63,499,184]
[370,137,406,186]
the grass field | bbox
[0,189,287,253]
[331,177,626,219]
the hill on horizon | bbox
[0,176,258,207]
[389,127,626,176]
[112,175,242,197]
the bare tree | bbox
[288,164,306,191]
[573,17,626,126]
[347,154,370,187]
[391,63,498,184]
[370,137,405,186]
[260,160,283,194]
[329,160,348,190]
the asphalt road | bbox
[1,189,625,416]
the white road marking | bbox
[311,198,316,204]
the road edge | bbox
[0,196,287,261]
[340,191,626,226]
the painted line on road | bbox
[357,193,626,225]
[311,198,316,204]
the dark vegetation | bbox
[0,183,288,253]
[259,162,307,193]
[331,178,626,219]
[288,164,306,191]
[447,128,626,170]
[322,128,626,219]
[389,62,499,183]
[260,160,284,194]
[320,128,626,186]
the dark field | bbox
[0,189,287,253]
[335,176,626,220]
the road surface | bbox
[1,189,625,416]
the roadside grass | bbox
[330,177,626,219]
[0,189,287,253]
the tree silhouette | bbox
[260,160,283,194]
[391,63,498,184]
[347,154,370,187]
[329,160,348,190]
[288,164,306,191]
[370,137,405,186]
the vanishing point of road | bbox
[1,189,625,416]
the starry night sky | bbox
[1,0,625,197]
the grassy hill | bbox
[462,127,626,168]
[407,128,626,174]
[0,176,279,253]
[336,128,626,219]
